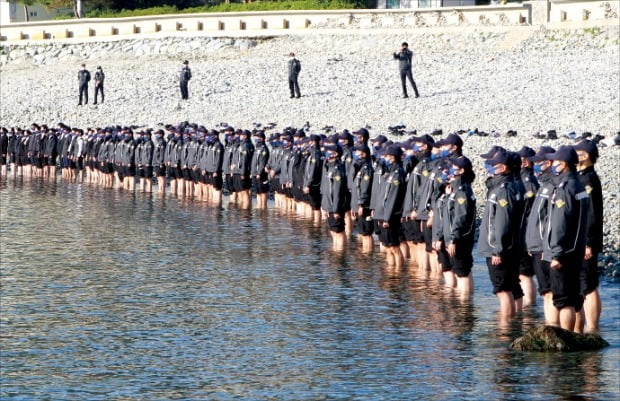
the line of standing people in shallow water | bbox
[0,123,604,334]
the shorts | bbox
[328,213,345,233]
[355,208,374,236]
[105,162,114,174]
[519,252,535,276]
[233,174,251,191]
[579,253,600,296]
[423,221,433,252]
[48,156,57,166]
[437,246,451,272]
[212,173,223,190]
[182,168,191,180]
[402,219,424,243]
[167,166,178,179]
[379,218,401,247]
[550,257,583,311]
[450,240,474,278]
[35,157,43,169]
[225,174,234,193]
[143,166,153,178]
[154,165,166,177]
[270,177,280,194]
[0,155,5,165]
[486,257,520,296]
[308,186,321,210]
[532,253,551,295]
[252,175,270,194]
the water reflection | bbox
[0,178,619,401]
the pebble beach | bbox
[1,23,619,273]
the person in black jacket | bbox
[251,130,270,209]
[93,66,105,105]
[543,146,589,331]
[1,128,8,177]
[378,145,407,269]
[179,60,191,100]
[478,150,525,322]
[351,144,374,252]
[574,139,603,333]
[393,42,419,99]
[321,144,348,250]
[288,52,301,99]
[525,146,557,325]
[77,64,91,106]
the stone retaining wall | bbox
[0,1,617,44]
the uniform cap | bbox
[545,145,578,164]
[352,128,369,138]
[436,133,463,148]
[573,139,599,161]
[383,145,403,158]
[528,146,556,162]
[516,146,536,158]
[450,155,473,171]
[353,144,371,155]
[480,145,506,160]
[370,134,388,144]
[411,134,435,146]
[487,150,511,166]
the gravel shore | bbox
[1,24,619,274]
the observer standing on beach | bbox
[94,66,105,105]
[393,42,419,99]
[288,52,301,99]
[77,63,91,106]
[179,60,192,100]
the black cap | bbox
[528,146,556,162]
[353,144,371,155]
[436,133,463,148]
[573,139,599,162]
[545,145,578,164]
[183,60,189,64]
[411,134,435,146]
[253,130,265,139]
[481,145,506,160]
[353,128,369,138]
[383,145,403,158]
[371,135,388,144]
[517,146,536,158]
[450,156,473,171]
[487,150,511,166]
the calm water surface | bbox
[1,179,619,401]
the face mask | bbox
[439,171,449,182]
[551,163,563,176]
[373,145,381,152]
[352,152,360,161]
[484,162,495,176]
[430,153,439,161]
[412,143,421,153]
[439,149,451,158]
[448,167,459,176]
[533,163,544,175]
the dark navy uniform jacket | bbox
[542,170,590,263]
[321,159,347,214]
[525,170,555,254]
[578,166,603,254]
[351,161,373,210]
[478,174,525,259]
[380,163,406,222]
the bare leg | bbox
[519,274,537,308]
[497,290,515,319]
[559,307,576,331]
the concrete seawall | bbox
[0,1,618,44]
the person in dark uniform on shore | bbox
[543,146,589,331]
[573,139,603,334]
[1,128,9,177]
[288,52,301,99]
[251,130,270,209]
[93,66,105,105]
[303,134,324,224]
[77,63,91,106]
[179,60,192,100]
[393,42,419,99]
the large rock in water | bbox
[511,325,609,352]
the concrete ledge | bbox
[0,3,617,43]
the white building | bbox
[377,0,479,9]
[0,0,71,24]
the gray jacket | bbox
[288,58,301,78]
[393,49,413,71]
[525,171,554,254]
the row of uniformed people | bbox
[0,124,604,332]
[476,141,602,333]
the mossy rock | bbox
[511,325,609,352]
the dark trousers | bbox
[400,69,419,97]
[78,83,88,104]
[94,83,104,103]
[289,76,300,98]
[180,81,189,100]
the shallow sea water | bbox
[1,178,619,401]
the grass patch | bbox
[583,27,602,36]
[54,1,362,19]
